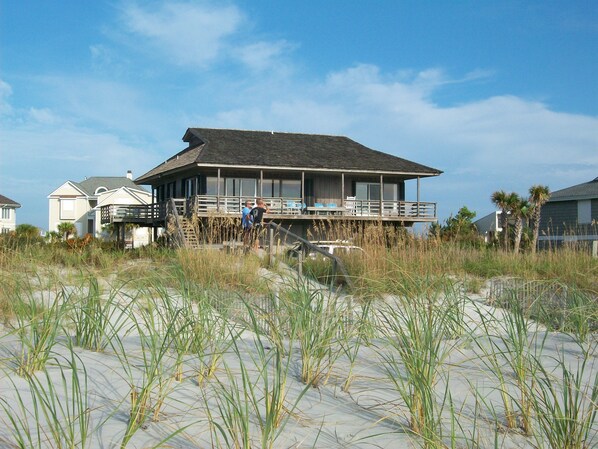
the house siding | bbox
[538,199,598,248]
[0,207,17,232]
[539,201,578,236]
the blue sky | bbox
[1,1,597,230]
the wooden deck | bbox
[100,195,437,226]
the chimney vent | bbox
[126,170,133,180]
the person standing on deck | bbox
[242,200,253,250]
[250,198,269,249]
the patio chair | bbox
[286,200,301,214]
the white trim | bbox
[47,180,88,198]
[538,235,598,242]
[139,164,440,182]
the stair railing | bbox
[167,198,187,248]
[265,222,354,290]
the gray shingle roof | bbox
[136,128,442,183]
[549,177,598,202]
[0,194,20,208]
[74,177,148,196]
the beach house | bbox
[48,172,153,246]
[101,128,442,245]
[0,194,21,233]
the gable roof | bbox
[0,194,21,208]
[97,186,152,206]
[76,177,147,196]
[136,128,442,183]
[549,177,598,202]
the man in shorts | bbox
[242,200,253,250]
[250,198,269,249]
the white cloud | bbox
[194,63,597,219]
[3,0,597,230]
[116,1,298,73]
[234,40,295,72]
[0,79,14,116]
[28,107,59,124]
[119,1,243,68]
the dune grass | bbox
[0,229,597,448]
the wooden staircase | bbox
[179,217,200,249]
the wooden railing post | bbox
[268,227,274,267]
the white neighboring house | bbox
[48,172,153,247]
[474,211,504,243]
[0,194,21,233]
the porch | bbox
[100,194,437,225]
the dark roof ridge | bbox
[188,126,346,137]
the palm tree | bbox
[528,185,550,253]
[491,190,518,250]
[511,195,531,254]
[15,223,40,239]
[57,222,77,240]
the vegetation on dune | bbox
[0,217,597,448]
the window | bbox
[94,187,108,195]
[60,199,76,219]
[205,177,257,197]
[356,182,380,201]
[165,182,176,198]
[223,178,257,197]
[578,200,592,224]
[262,179,280,197]
[261,179,300,198]
[281,180,301,198]
[383,183,398,201]
[1,208,9,220]
[1,228,9,234]
[206,177,224,195]
[156,184,165,201]
[185,178,196,198]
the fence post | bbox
[593,240,598,258]
[268,227,275,267]
[273,291,280,331]
[297,251,303,277]
[331,258,337,290]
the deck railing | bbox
[101,195,437,224]
[189,195,304,215]
[100,204,160,223]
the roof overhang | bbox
[549,195,598,202]
[136,162,441,184]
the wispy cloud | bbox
[192,63,598,217]
[234,40,296,72]
[118,1,243,68]
[2,0,597,229]
[116,1,297,73]
[0,79,13,116]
